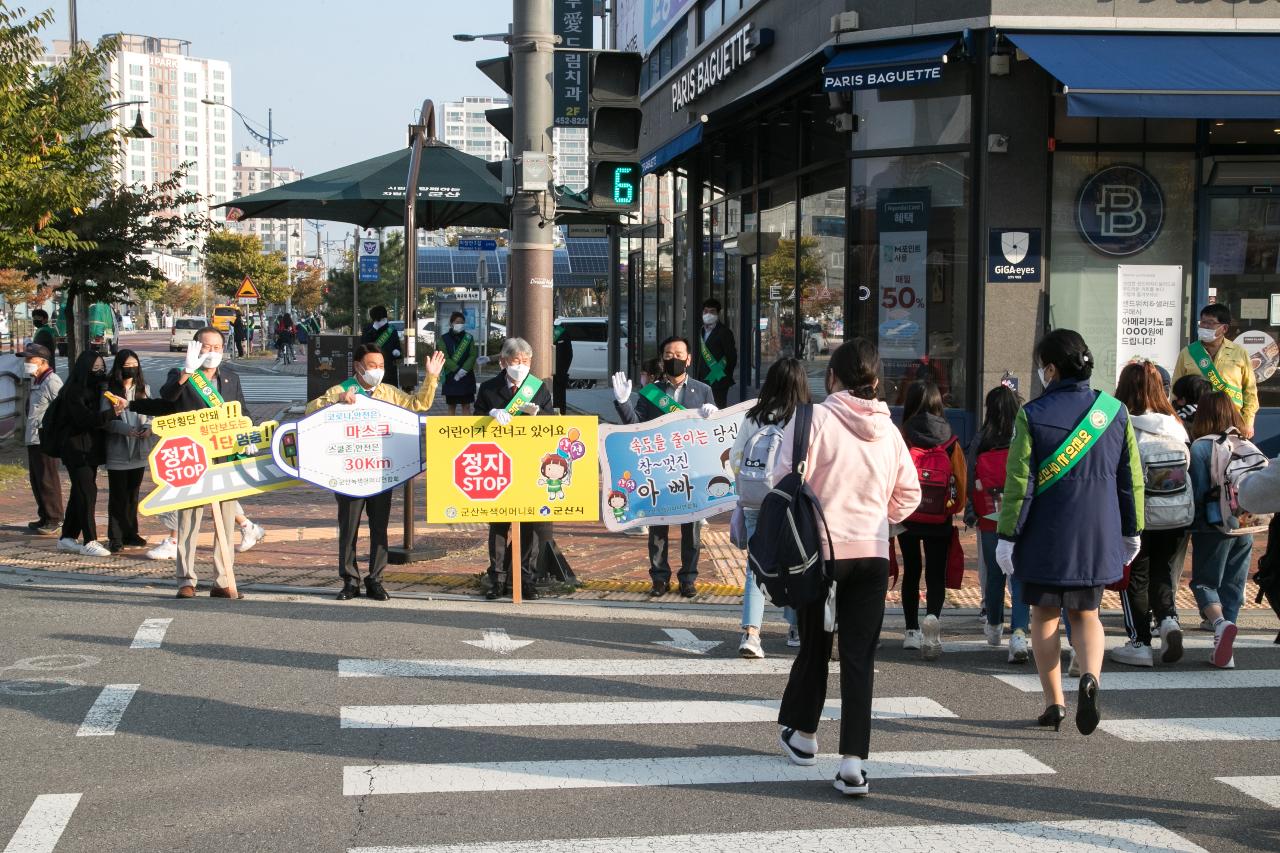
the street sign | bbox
[153,436,208,488]
[358,255,380,283]
[358,237,380,258]
[235,276,260,301]
[457,238,498,251]
[453,442,512,502]
[769,285,781,301]
[567,224,608,238]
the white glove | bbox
[476,355,490,366]
[996,540,1016,577]
[699,403,719,418]
[240,441,259,456]
[183,340,203,373]
[519,403,540,416]
[488,408,512,426]
[611,371,632,404]
[1123,535,1142,566]
[454,369,467,382]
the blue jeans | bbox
[979,530,1030,631]
[740,508,796,630]
[1190,532,1253,624]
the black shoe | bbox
[34,523,61,536]
[778,727,817,766]
[649,581,668,597]
[679,582,697,598]
[522,586,539,601]
[485,588,502,600]
[107,541,123,554]
[833,770,870,797]
[1076,674,1101,736]
[26,520,42,531]
[123,536,148,547]
[365,580,390,601]
[1037,704,1067,731]
[336,582,361,601]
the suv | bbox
[556,316,626,384]
[170,317,209,351]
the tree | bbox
[24,169,209,357]
[291,262,325,314]
[162,281,204,315]
[0,267,37,309]
[0,6,119,269]
[322,231,406,331]
[203,229,289,305]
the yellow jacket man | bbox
[1172,303,1258,437]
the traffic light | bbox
[587,51,642,211]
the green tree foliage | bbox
[322,230,407,331]
[203,229,289,305]
[0,5,119,268]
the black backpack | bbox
[37,393,67,458]
[747,403,833,609]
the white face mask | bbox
[360,366,384,387]
[702,313,717,326]
[1037,366,1049,388]
[202,351,223,370]
[506,363,530,383]
[451,323,464,333]
[23,362,39,377]
[1197,326,1220,343]
[373,318,387,329]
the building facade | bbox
[622,0,1280,450]
[441,95,589,192]
[229,149,305,259]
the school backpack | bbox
[906,437,959,524]
[747,404,833,609]
[972,446,1009,521]
[1133,422,1194,530]
[37,393,67,458]
[1197,430,1272,536]
[735,418,787,509]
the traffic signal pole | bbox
[509,0,557,386]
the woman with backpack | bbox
[995,329,1143,736]
[102,349,153,553]
[1110,360,1191,668]
[968,384,1031,663]
[897,380,966,661]
[773,339,921,796]
[1189,391,1256,669]
[729,357,806,658]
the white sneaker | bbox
[921,614,942,660]
[1067,650,1081,677]
[239,522,265,553]
[147,539,178,560]
[983,622,1003,646]
[1212,620,1237,669]
[56,537,82,553]
[1008,629,1030,663]
[903,629,923,650]
[1110,639,1154,668]
[738,632,765,659]
[1158,617,1183,664]
[786,626,801,648]
[79,541,111,557]
[1198,618,1214,632]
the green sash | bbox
[374,324,394,349]
[1188,340,1244,407]
[340,378,370,396]
[638,382,686,414]
[1034,392,1123,495]
[188,370,225,410]
[700,335,726,384]
[504,374,544,415]
[553,324,565,343]
[444,333,473,373]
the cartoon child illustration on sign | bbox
[706,476,734,499]
[538,427,586,501]
[606,490,628,523]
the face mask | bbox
[91,368,106,380]
[506,363,530,383]
[23,362,39,377]
[663,357,687,378]
[452,323,464,333]
[373,318,387,329]
[202,351,223,370]
[360,366,384,387]
[1037,367,1049,388]
[122,366,141,380]
[1197,326,1219,343]
[702,313,717,326]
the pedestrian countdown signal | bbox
[589,161,640,211]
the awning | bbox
[640,124,702,175]
[821,36,958,92]
[1007,32,1280,119]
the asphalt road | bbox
[0,576,1275,852]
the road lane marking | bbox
[346,818,1207,853]
[653,628,721,654]
[461,630,534,655]
[1099,716,1280,742]
[129,618,172,649]
[339,697,954,729]
[342,747,1051,796]
[936,635,1276,654]
[338,658,804,678]
[75,684,139,737]
[1216,775,1280,808]
[992,670,1280,692]
[2,793,81,853]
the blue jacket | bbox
[997,378,1144,587]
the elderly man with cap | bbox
[22,343,63,535]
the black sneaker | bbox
[833,770,870,796]
[778,727,817,766]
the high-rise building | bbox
[440,95,587,191]
[229,149,304,260]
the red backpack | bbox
[907,437,959,524]
[972,447,1010,530]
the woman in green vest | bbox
[440,310,478,415]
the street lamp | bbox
[200,98,286,180]
[105,100,153,139]
[452,32,510,43]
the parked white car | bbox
[556,316,626,384]
[169,317,208,351]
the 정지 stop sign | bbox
[153,436,209,488]
[453,442,511,501]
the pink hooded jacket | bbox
[773,392,922,560]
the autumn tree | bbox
[203,229,289,305]
[290,262,326,314]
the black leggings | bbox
[62,463,99,544]
[107,467,145,546]
[898,530,950,630]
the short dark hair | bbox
[1200,303,1231,326]
[660,335,690,353]
[828,338,880,399]
[1172,374,1211,406]
[354,343,383,362]
[702,298,721,312]
[1035,328,1093,381]
[196,326,222,345]
[903,380,945,421]
[31,308,48,323]
[369,305,388,322]
[747,357,810,425]
[449,311,465,323]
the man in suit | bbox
[611,335,719,598]
[694,298,736,408]
[361,305,402,388]
[476,337,555,601]
[157,327,248,600]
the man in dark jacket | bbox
[31,309,56,370]
[694,298,736,408]
[361,305,401,388]
[476,337,554,601]
[611,335,718,597]
[158,327,248,600]
[552,320,574,415]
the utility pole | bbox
[508,0,556,381]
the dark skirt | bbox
[1021,581,1104,611]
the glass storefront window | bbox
[849,152,971,407]
[1048,152,1194,387]
[758,181,797,366]
[852,73,970,152]
[800,168,846,400]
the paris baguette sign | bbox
[671,23,774,113]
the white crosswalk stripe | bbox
[1098,716,1280,742]
[1216,775,1280,808]
[239,376,306,403]
[2,793,81,853]
[992,669,1280,692]
[339,657,804,678]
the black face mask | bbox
[663,357,687,378]
[122,366,141,380]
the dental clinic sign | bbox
[671,23,773,113]
[1076,165,1164,257]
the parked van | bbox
[556,316,626,384]
[170,317,209,351]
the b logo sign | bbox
[1076,165,1164,257]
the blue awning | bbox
[1007,32,1280,119]
[821,36,958,91]
[640,124,702,176]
